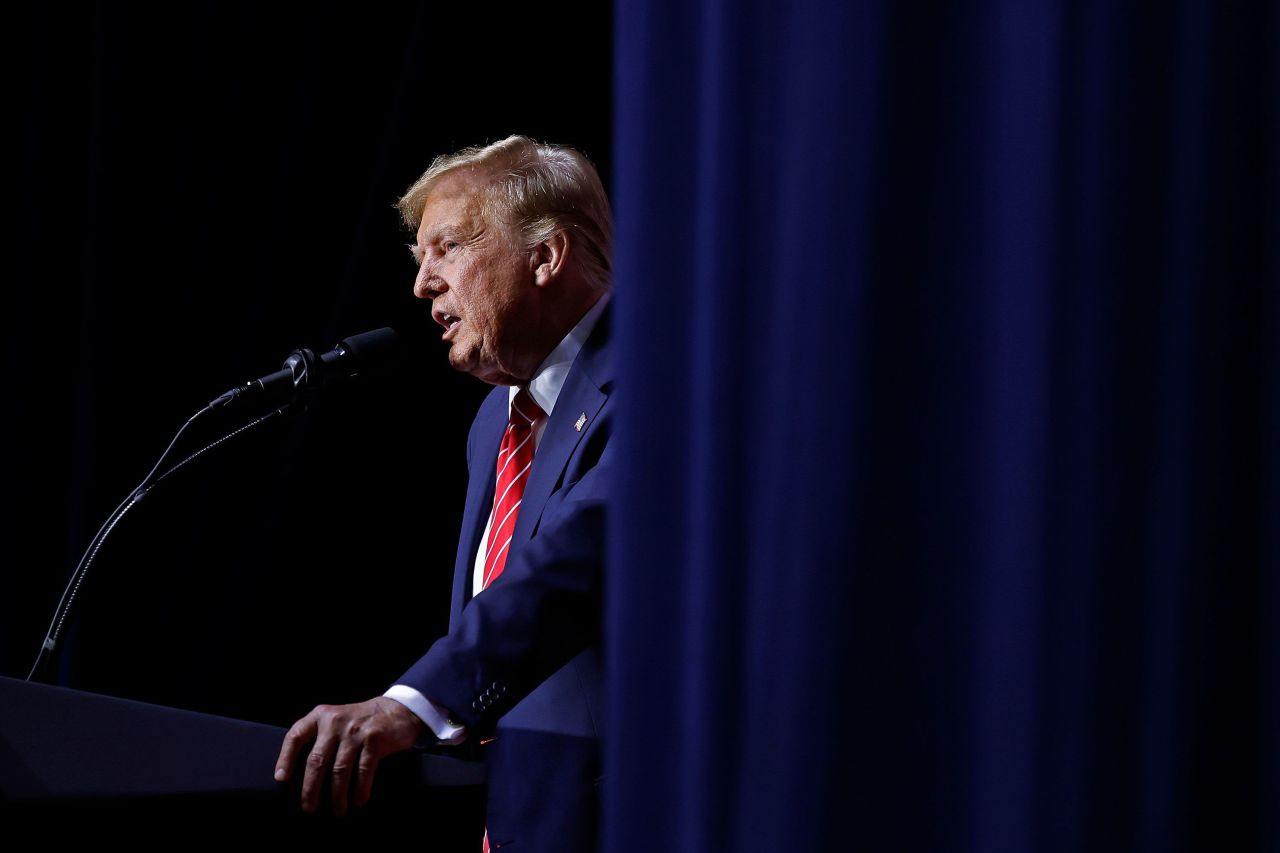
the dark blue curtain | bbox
[608,2,1276,851]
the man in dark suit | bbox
[275,136,613,853]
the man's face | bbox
[411,170,538,385]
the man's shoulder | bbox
[464,385,510,458]
[571,299,614,395]
[478,383,509,414]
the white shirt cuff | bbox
[384,684,468,746]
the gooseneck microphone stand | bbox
[25,328,400,684]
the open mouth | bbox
[436,311,462,338]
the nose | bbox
[414,261,447,300]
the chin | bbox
[448,354,496,385]
[446,344,475,372]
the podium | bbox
[0,676,486,839]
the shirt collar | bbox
[510,291,611,417]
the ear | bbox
[530,230,571,287]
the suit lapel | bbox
[511,372,606,547]
[451,389,506,626]
[512,306,612,548]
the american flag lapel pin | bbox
[574,413,587,432]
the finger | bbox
[329,738,362,818]
[354,740,384,808]
[275,713,319,783]
[300,731,338,814]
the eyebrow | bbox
[408,227,451,264]
[410,223,473,264]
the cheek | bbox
[469,286,503,327]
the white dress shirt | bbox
[384,293,610,744]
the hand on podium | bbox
[274,696,426,816]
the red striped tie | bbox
[481,388,544,591]
[481,390,543,852]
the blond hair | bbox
[397,136,613,292]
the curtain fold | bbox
[609,1,1276,850]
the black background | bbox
[7,3,613,731]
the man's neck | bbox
[518,291,611,416]
[518,288,607,383]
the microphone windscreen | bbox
[338,327,402,372]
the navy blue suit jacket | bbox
[397,307,612,852]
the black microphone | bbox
[211,327,401,409]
